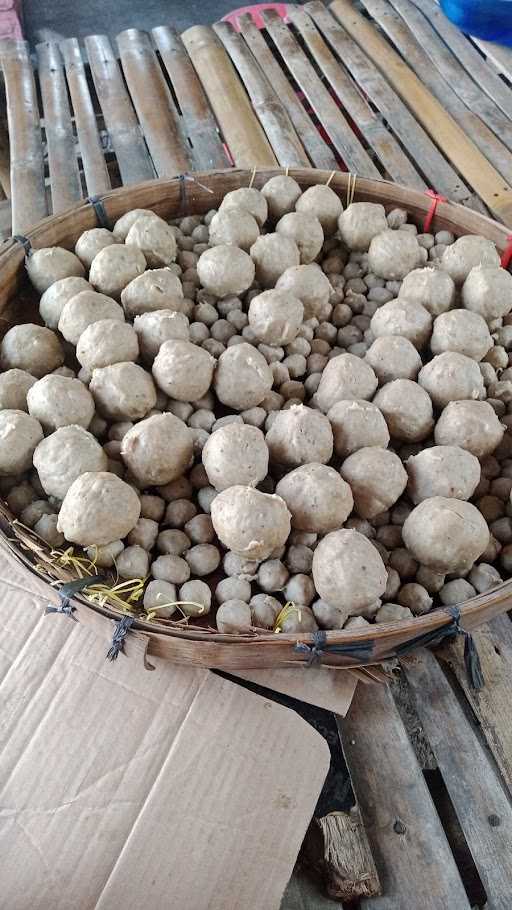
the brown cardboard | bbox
[0,599,330,909]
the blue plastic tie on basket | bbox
[395,606,484,691]
[13,234,33,257]
[87,195,110,230]
[106,615,135,662]
[294,630,374,666]
[45,574,108,621]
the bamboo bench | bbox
[0,2,512,906]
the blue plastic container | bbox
[440,0,512,44]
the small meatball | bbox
[402,497,490,572]
[373,380,434,442]
[197,245,255,297]
[416,565,446,594]
[368,229,421,279]
[121,413,193,486]
[250,593,281,628]
[461,265,512,321]
[261,175,302,220]
[257,559,289,593]
[185,543,220,576]
[276,212,324,264]
[157,529,191,555]
[26,247,85,294]
[0,324,64,378]
[365,336,422,384]
[284,573,315,606]
[434,400,504,457]
[216,599,252,633]
[151,554,190,585]
[441,236,500,285]
[75,228,116,268]
[248,289,303,346]
[27,375,94,431]
[127,517,159,550]
[211,485,291,560]
[276,463,353,532]
[90,362,157,420]
[214,343,272,410]
[276,264,332,321]
[125,213,177,266]
[397,583,433,616]
[280,604,318,633]
[285,544,313,574]
[143,579,178,618]
[164,499,197,528]
[375,603,413,623]
[184,513,214,544]
[370,298,432,349]
[58,290,125,345]
[266,405,333,466]
[89,244,146,300]
[341,447,407,519]
[159,475,193,501]
[140,494,165,522]
[312,599,349,630]
[34,513,65,547]
[406,445,480,504]
[216,576,252,604]
[295,184,342,236]
[179,579,212,616]
[398,267,456,315]
[0,369,36,412]
[39,276,91,329]
[33,425,107,499]
[223,551,259,579]
[312,529,387,612]
[116,545,150,580]
[315,353,378,413]
[338,202,387,251]
[430,309,492,361]
[439,578,476,605]
[468,563,502,593]
[57,471,141,546]
[209,207,260,251]
[76,319,139,372]
[113,208,157,241]
[328,399,389,457]
[202,423,268,491]
[418,352,485,409]
[250,233,300,288]
[0,410,43,475]
[85,539,124,568]
[152,340,214,402]
[220,187,268,226]
[120,268,185,318]
[134,310,189,362]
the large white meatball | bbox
[406,445,480,504]
[125,213,177,267]
[373,379,434,442]
[197,244,255,297]
[27,375,95,431]
[365,336,422,384]
[211,485,290,561]
[33,425,108,499]
[57,471,141,546]
[276,263,331,321]
[266,405,333,466]
[90,362,156,420]
[398,267,456,316]
[58,290,125,344]
[89,244,146,300]
[276,212,324,263]
[214,343,272,410]
[312,529,387,612]
[75,228,116,268]
[76,319,139,371]
[441,235,500,285]
[370,298,432,349]
[261,175,302,221]
[113,208,157,241]
[0,369,36,411]
[461,266,512,321]
[275,463,353,533]
[134,310,189,362]
[0,324,64,378]
[0,410,43,475]
[219,187,268,226]
[434,399,504,457]
[39,276,91,329]
[341,447,407,519]
[121,268,184,317]
[27,247,85,294]
[202,423,268,491]
[209,207,260,251]
[418,352,485,408]
[430,309,492,361]
[121,413,193,486]
[315,353,378,413]
[153,340,214,402]
[368,229,422,279]
[328,399,390,457]
[295,184,343,235]
[338,202,387,251]
[403,497,489,573]
[248,289,303,346]
[250,233,300,288]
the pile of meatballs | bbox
[1,174,512,635]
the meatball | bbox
[328,399,389,457]
[341,447,407,519]
[197,245,255,297]
[33,425,108,499]
[57,471,141,546]
[406,445,480,504]
[152,340,215,402]
[315,353,378,413]
[312,529,387,612]
[373,380,434,442]
[275,463,353,532]
[403,497,489,573]
[214,343,272,410]
[202,423,269,491]
[211,485,291,560]
[0,324,64,378]
[27,375,95,431]
[121,413,193,486]
[121,268,185,317]
[266,405,333,466]
[0,410,43,476]
[90,362,157,421]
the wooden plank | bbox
[213,21,309,168]
[288,6,425,189]
[0,118,11,198]
[261,11,379,177]
[151,26,228,171]
[0,40,47,233]
[329,0,512,226]
[237,14,337,170]
[472,39,512,85]
[383,0,512,158]
[411,0,512,121]
[305,3,472,205]
[59,38,111,198]
[116,29,190,178]
[36,42,82,213]
[85,34,156,186]
[361,0,512,184]
[437,615,512,796]
[404,649,512,910]
[338,683,471,910]
[181,26,277,168]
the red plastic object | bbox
[222,3,288,30]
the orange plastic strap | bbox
[423,189,448,233]
[501,235,512,270]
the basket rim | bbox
[2,167,512,657]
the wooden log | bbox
[237,13,337,170]
[181,26,277,169]
[85,34,156,185]
[116,29,190,178]
[404,649,512,910]
[0,39,47,233]
[0,117,11,199]
[59,38,111,197]
[338,681,471,909]
[329,0,512,225]
[213,21,309,168]
[303,807,381,901]
[151,26,228,171]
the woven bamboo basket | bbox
[2,168,512,670]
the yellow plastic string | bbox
[326,170,336,187]
[273,601,302,634]
[346,172,357,207]
[285,166,289,177]
[249,166,257,188]
[50,547,97,578]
